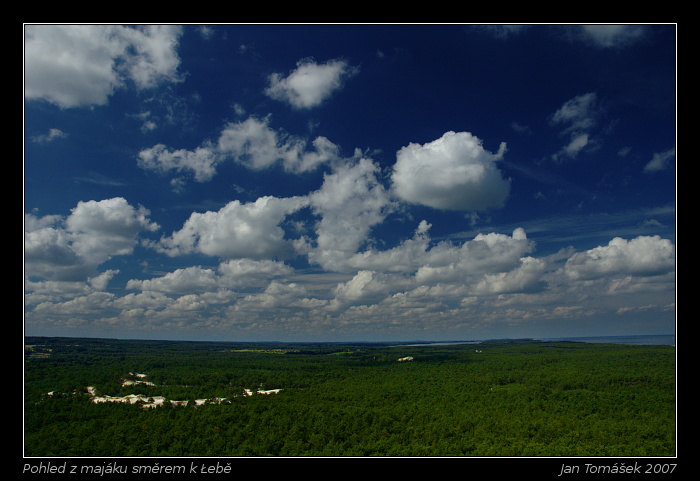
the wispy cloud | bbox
[577,25,648,49]
[644,147,676,173]
[74,172,127,187]
[549,92,603,162]
[31,128,67,143]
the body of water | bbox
[402,334,675,347]
[538,334,675,346]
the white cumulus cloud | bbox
[304,157,394,271]
[125,260,294,297]
[217,117,341,173]
[413,228,534,285]
[24,25,183,108]
[153,196,308,259]
[138,116,341,182]
[137,142,220,182]
[265,58,358,109]
[391,131,510,211]
[126,266,221,295]
[330,270,410,310]
[25,198,158,282]
[564,235,675,281]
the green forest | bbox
[24,336,676,457]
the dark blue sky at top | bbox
[24,24,676,341]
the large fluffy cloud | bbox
[153,196,308,259]
[330,270,410,310]
[302,156,394,271]
[25,198,159,282]
[391,131,510,211]
[564,235,675,281]
[413,228,534,285]
[321,226,539,311]
[264,58,358,109]
[24,25,183,108]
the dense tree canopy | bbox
[24,337,675,457]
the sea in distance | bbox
[402,334,675,347]
[540,334,675,346]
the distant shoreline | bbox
[398,334,675,347]
[537,334,675,346]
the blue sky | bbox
[24,24,676,342]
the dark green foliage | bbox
[24,337,675,456]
